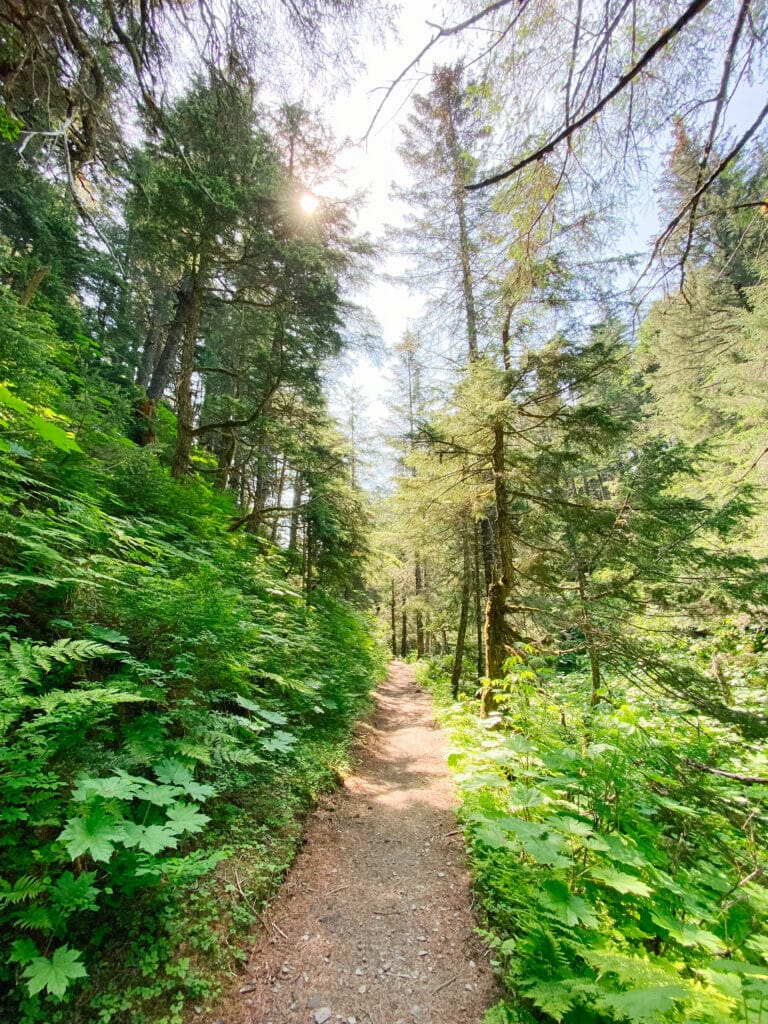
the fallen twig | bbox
[428,974,459,998]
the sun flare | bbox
[299,192,320,215]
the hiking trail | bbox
[212,660,496,1024]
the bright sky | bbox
[323,5,450,424]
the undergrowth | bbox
[0,319,385,1022]
[418,644,768,1024]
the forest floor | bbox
[208,660,497,1024]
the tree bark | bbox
[481,419,516,716]
[415,556,425,658]
[171,268,205,478]
[473,519,485,677]
[390,579,398,657]
[288,473,303,552]
[451,523,471,699]
[438,68,479,362]
[19,265,50,307]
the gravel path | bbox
[212,660,497,1024]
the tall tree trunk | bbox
[576,560,602,705]
[451,524,471,699]
[474,520,486,677]
[138,270,195,448]
[390,579,398,657]
[481,420,516,716]
[440,72,479,362]
[216,432,236,490]
[415,556,425,658]
[305,522,314,601]
[288,473,303,552]
[400,604,408,659]
[171,268,205,478]
[270,457,288,542]
[170,272,204,478]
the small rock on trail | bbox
[210,660,497,1024]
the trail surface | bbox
[214,660,496,1024]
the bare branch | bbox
[677,0,751,274]
[466,0,714,191]
[362,0,528,141]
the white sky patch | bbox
[324,5,448,426]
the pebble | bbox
[358,984,367,994]
[314,1009,332,1024]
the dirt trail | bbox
[214,660,496,1024]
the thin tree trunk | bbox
[270,457,288,542]
[576,563,602,705]
[305,522,313,601]
[390,579,398,657]
[216,432,236,490]
[400,604,408,659]
[148,271,195,403]
[415,556,425,658]
[451,524,471,699]
[441,76,479,362]
[171,268,204,479]
[288,473,303,552]
[474,520,485,677]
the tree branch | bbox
[686,759,768,785]
[362,0,528,141]
[466,0,714,191]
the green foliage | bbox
[0,275,382,1020]
[422,647,768,1024]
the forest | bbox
[1,2,767,1023]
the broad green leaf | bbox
[233,694,288,724]
[58,807,123,862]
[85,626,130,645]
[164,802,209,835]
[22,945,88,998]
[537,880,599,928]
[508,785,550,810]
[72,772,142,802]
[135,824,179,854]
[546,814,594,837]
[474,822,514,850]
[459,771,508,791]
[590,867,653,896]
[520,834,571,868]
[9,938,39,964]
[600,834,648,868]
[28,413,82,453]
[599,985,687,1022]
[710,959,768,976]
[650,909,726,952]
[0,383,30,413]
[134,782,184,806]
[259,729,297,753]
[153,759,215,801]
